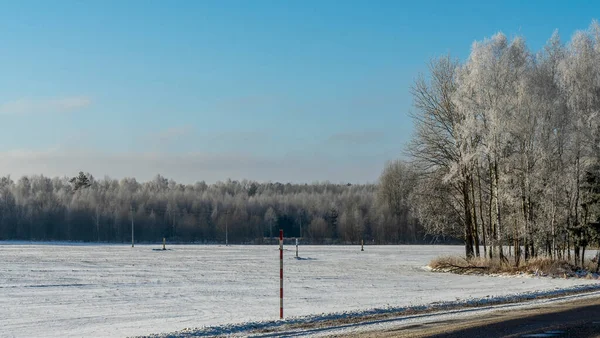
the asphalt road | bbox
[430,304,600,338]
[346,296,600,338]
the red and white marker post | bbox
[279,229,284,319]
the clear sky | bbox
[0,0,597,184]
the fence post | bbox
[130,205,134,248]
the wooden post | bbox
[163,237,166,250]
[131,205,134,248]
[296,238,298,258]
[361,239,364,251]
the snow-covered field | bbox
[0,243,598,338]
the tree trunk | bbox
[494,159,505,260]
[463,176,475,259]
[574,153,581,266]
[528,195,535,258]
[470,173,480,257]
[514,219,520,267]
[567,231,571,261]
[522,189,529,261]
[489,162,495,259]
[551,198,556,259]
[477,164,487,258]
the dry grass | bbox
[428,256,487,274]
[522,257,573,276]
[429,256,469,269]
[428,255,593,278]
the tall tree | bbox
[409,55,477,258]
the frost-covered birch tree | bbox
[557,21,600,266]
[408,55,479,258]
[404,20,600,266]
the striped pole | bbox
[279,229,284,319]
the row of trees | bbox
[8,22,600,265]
[408,21,600,265]
[0,172,424,244]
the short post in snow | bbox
[163,237,166,250]
[296,238,299,258]
[130,205,135,248]
[280,229,284,319]
[361,239,364,251]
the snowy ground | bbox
[0,243,598,338]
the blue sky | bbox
[0,0,598,183]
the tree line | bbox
[0,171,424,244]
[407,20,600,266]
[6,21,599,263]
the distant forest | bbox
[0,170,425,244]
